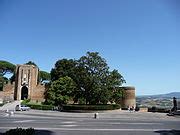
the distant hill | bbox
[138,92,180,99]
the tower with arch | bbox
[14,64,45,102]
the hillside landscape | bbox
[138,92,180,98]
[136,92,180,109]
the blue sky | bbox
[0,0,179,95]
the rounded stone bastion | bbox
[121,86,136,108]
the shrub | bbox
[5,127,35,135]
[21,103,53,110]
[63,104,120,111]
[21,99,31,104]
[26,103,53,110]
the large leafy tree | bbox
[51,59,77,81]
[48,51,125,105]
[107,69,126,87]
[77,52,110,104]
[77,52,125,104]
[50,59,82,102]
[107,69,125,103]
[45,76,76,105]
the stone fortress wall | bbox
[31,84,46,102]
[0,82,15,101]
[0,64,136,107]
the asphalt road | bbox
[0,110,180,135]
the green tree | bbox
[51,59,77,81]
[111,87,124,104]
[49,52,126,105]
[107,70,125,103]
[0,60,15,76]
[107,69,126,87]
[0,60,15,90]
[25,61,37,67]
[39,71,51,82]
[46,76,76,105]
[77,52,111,104]
[50,58,86,103]
[77,52,126,104]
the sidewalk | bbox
[0,101,20,111]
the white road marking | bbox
[13,120,35,123]
[62,121,76,124]
[61,125,77,127]
[110,122,163,125]
[0,127,175,132]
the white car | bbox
[15,104,30,111]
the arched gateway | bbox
[21,86,28,100]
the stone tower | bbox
[14,65,45,102]
[14,65,38,100]
[121,86,136,108]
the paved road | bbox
[0,110,180,135]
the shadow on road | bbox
[34,130,55,135]
[155,130,180,135]
[0,130,54,135]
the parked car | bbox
[15,104,30,111]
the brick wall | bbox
[0,82,15,101]
[31,84,46,102]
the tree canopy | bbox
[25,61,37,67]
[77,52,110,104]
[48,52,125,105]
[39,71,51,82]
[45,76,76,105]
[0,60,16,76]
[51,59,77,81]
[0,60,15,90]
